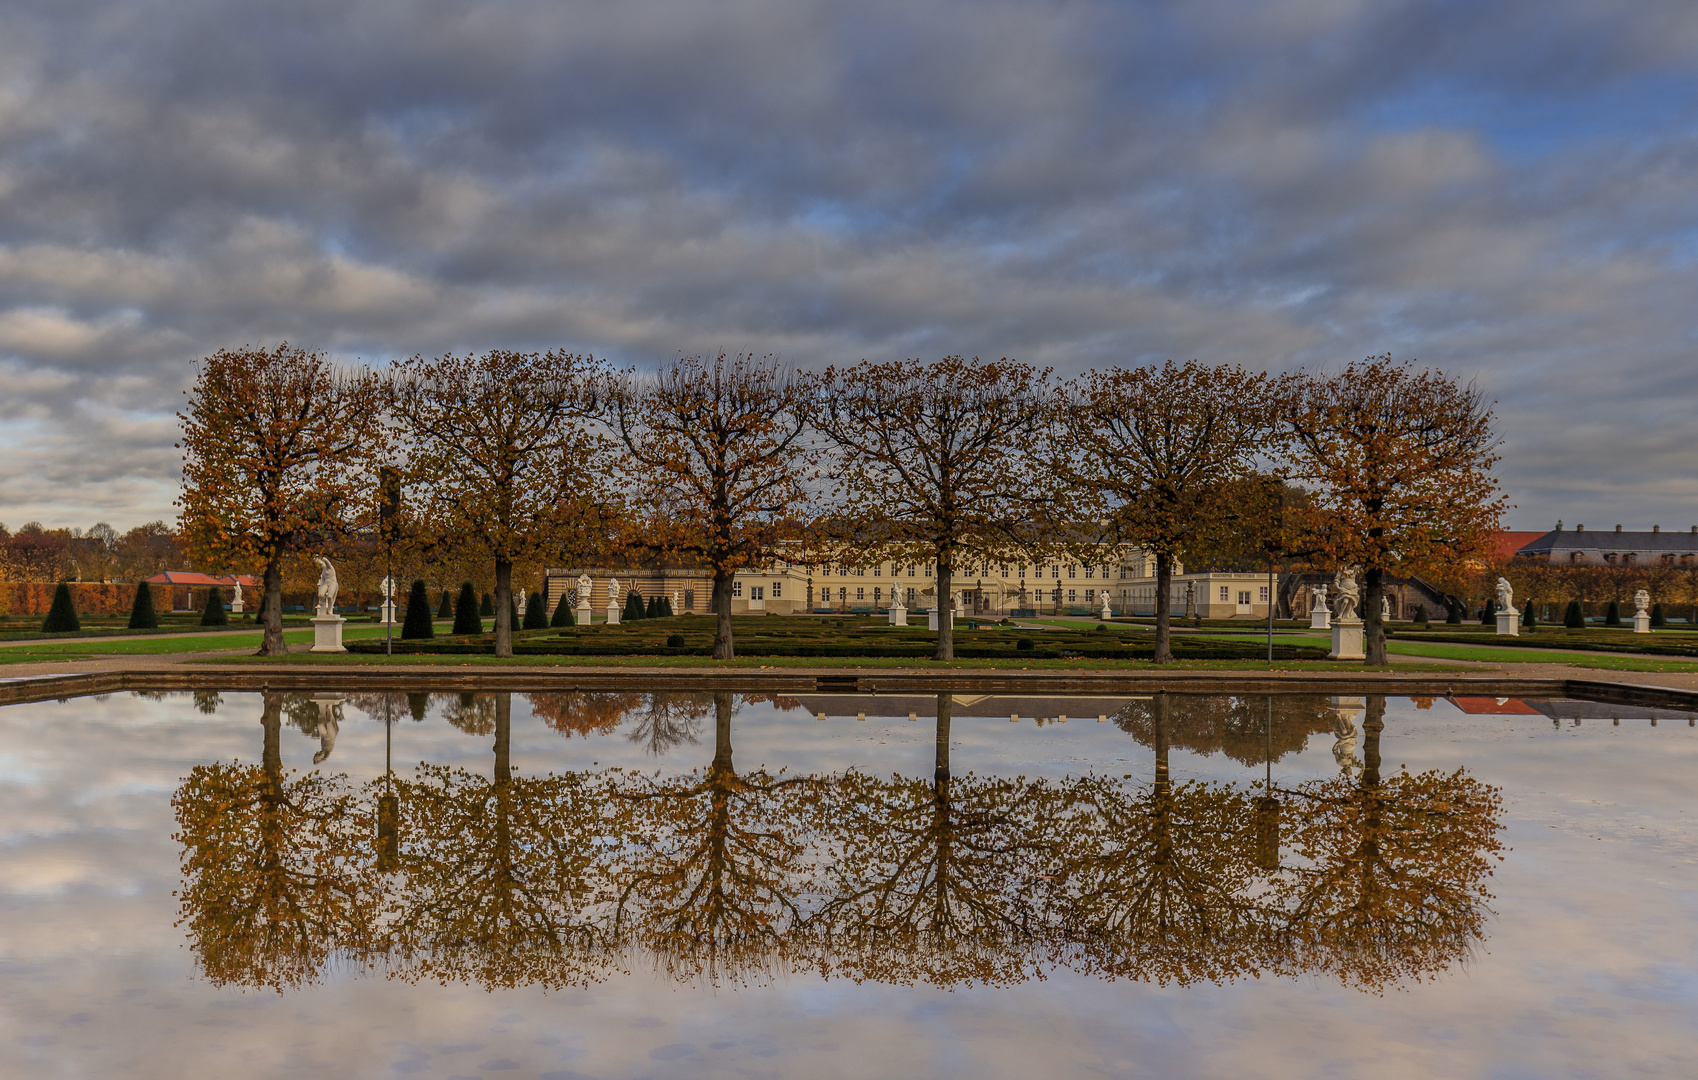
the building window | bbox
[772,582,782,598]
[684,589,694,609]
[907,587,916,603]
[908,565,917,577]
[856,587,865,601]
[1624,553,1637,565]
[1069,565,1078,578]
[1085,589,1095,602]
[1604,553,1617,565]
[1067,589,1077,603]
[838,587,846,601]
[1219,586,1230,602]
[926,564,934,575]
[733,581,743,598]
[1237,590,1251,605]
[751,586,764,601]
[856,565,865,576]
[1569,552,1582,564]
[1050,565,1059,578]
[1259,586,1269,603]
[1051,588,1061,602]
[1085,565,1094,579]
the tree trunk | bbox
[261,691,282,781]
[1154,551,1174,665]
[712,691,734,774]
[494,559,513,658]
[934,692,952,798]
[1364,566,1386,665]
[1362,695,1384,786]
[935,556,954,662]
[259,556,286,656]
[712,572,735,659]
[494,692,511,785]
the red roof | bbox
[1492,531,1547,561]
[1448,696,1543,715]
[144,571,260,587]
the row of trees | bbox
[178,346,1503,663]
[0,520,180,585]
[173,690,1504,992]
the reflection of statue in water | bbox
[310,696,343,765]
[1331,712,1361,780]
[1495,576,1516,614]
[312,555,339,617]
[1332,568,1359,620]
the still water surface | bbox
[1,689,1695,1078]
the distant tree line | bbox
[177,345,1504,662]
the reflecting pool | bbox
[2,689,1695,1077]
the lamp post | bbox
[379,466,402,658]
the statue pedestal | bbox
[378,601,398,626]
[1101,602,1113,621]
[1330,618,1364,660]
[576,600,592,626]
[1634,612,1651,633]
[927,610,938,631]
[605,601,621,626]
[889,603,907,626]
[310,615,347,653]
[1310,608,1331,630]
[231,599,244,615]
[1496,610,1520,637]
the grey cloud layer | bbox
[1,0,1695,528]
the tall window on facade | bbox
[907,587,916,603]
[1259,586,1269,603]
[838,587,846,601]
[1068,589,1076,603]
[1219,586,1230,602]
[1085,589,1094,602]
[1069,565,1077,578]
[874,587,881,603]
[733,581,743,598]
[772,582,782,598]
[1085,565,1094,579]
[684,590,694,609]
[856,587,865,600]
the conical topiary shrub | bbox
[480,592,494,616]
[1480,600,1495,624]
[659,596,674,617]
[645,595,659,618]
[1651,602,1666,628]
[438,590,453,618]
[402,579,435,639]
[551,594,575,627]
[1605,599,1622,627]
[127,581,159,630]
[624,590,646,621]
[509,599,522,632]
[453,582,483,635]
[1445,599,1462,625]
[42,581,80,633]
[524,590,550,630]
[1564,600,1585,628]
[1412,605,1428,627]
[201,586,228,626]
[1522,604,1537,630]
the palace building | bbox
[545,548,1281,621]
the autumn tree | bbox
[392,350,610,658]
[1284,358,1505,665]
[178,344,387,655]
[818,357,1053,661]
[613,354,814,660]
[1054,362,1283,663]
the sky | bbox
[1,0,1696,534]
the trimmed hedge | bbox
[42,582,80,633]
[523,590,550,630]
[402,580,435,639]
[200,586,228,626]
[1564,600,1585,628]
[128,580,159,630]
[437,590,453,619]
[453,583,483,636]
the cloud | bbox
[0,0,1695,529]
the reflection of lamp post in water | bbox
[377,694,399,871]
[1252,695,1280,870]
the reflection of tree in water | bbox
[612,692,827,984]
[816,693,1064,987]
[526,691,646,739]
[343,692,414,723]
[171,694,1506,994]
[384,693,624,990]
[624,692,712,755]
[172,691,373,990]
[1275,696,1506,991]
[192,690,223,715]
[1055,694,1277,985]
[439,692,496,735]
[1111,694,1338,766]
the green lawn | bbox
[0,623,406,665]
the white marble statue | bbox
[1101,591,1113,619]
[1332,567,1360,621]
[230,578,244,611]
[312,555,339,618]
[515,589,527,619]
[1635,589,1651,617]
[577,573,593,598]
[380,575,395,603]
[1495,576,1516,614]
[608,577,621,603]
[672,589,681,613]
[1311,582,1328,606]
[1382,595,1392,619]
